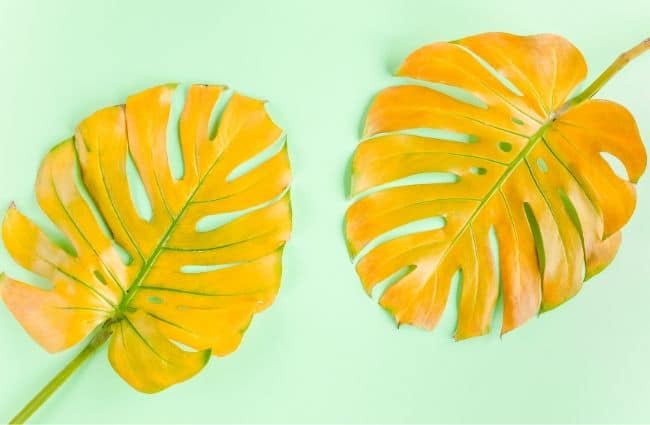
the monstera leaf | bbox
[2,84,291,421]
[346,33,648,339]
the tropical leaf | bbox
[346,33,647,339]
[1,84,292,394]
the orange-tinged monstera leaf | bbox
[346,33,648,339]
[2,84,292,393]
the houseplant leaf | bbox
[346,33,648,339]
[2,84,292,422]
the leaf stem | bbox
[555,37,650,117]
[9,323,113,424]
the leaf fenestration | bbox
[346,33,647,339]
[1,84,292,393]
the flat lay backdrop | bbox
[1,0,649,423]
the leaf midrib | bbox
[431,118,555,269]
[116,155,225,312]
[389,115,558,321]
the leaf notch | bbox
[346,33,648,339]
[1,83,292,396]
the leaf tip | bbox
[453,332,469,342]
[500,323,516,338]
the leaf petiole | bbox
[9,322,114,424]
[555,37,650,117]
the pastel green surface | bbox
[0,0,648,423]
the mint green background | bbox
[0,0,649,423]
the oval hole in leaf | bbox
[523,202,545,274]
[537,158,549,173]
[112,241,133,266]
[93,271,107,286]
[558,190,583,236]
[147,296,163,304]
[471,166,487,175]
[181,263,239,273]
[487,226,504,331]
[498,142,513,152]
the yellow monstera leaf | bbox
[346,33,648,339]
[2,84,291,420]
